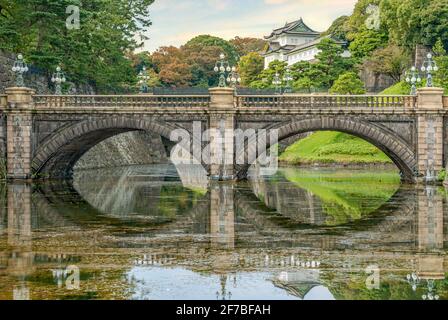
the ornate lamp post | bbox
[422,280,439,301]
[283,68,293,94]
[138,66,150,93]
[51,66,66,95]
[214,53,231,87]
[406,272,420,292]
[405,66,422,95]
[421,53,439,87]
[226,66,241,88]
[273,72,282,95]
[11,54,29,87]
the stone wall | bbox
[0,50,51,94]
[278,133,311,153]
[359,67,396,93]
[74,131,168,171]
[0,50,96,95]
[0,51,16,91]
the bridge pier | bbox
[208,88,236,180]
[416,88,445,182]
[4,88,34,180]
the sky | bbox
[141,0,358,52]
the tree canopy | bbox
[238,52,264,86]
[330,72,366,94]
[0,0,154,93]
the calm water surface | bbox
[0,164,447,300]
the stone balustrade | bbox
[0,95,6,107]
[0,93,422,111]
[32,94,211,109]
[235,95,417,109]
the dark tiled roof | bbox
[265,18,320,39]
[265,44,297,54]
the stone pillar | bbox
[208,88,235,180]
[5,87,35,180]
[416,88,445,181]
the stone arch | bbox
[235,116,417,182]
[32,116,203,179]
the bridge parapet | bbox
[32,94,210,109]
[0,95,6,108]
[235,95,417,109]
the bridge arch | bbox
[235,117,417,182]
[32,116,201,179]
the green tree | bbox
[249,60,287,89]
[184,35,238,63]
[381,0,448,49]
[182,44,224,87]
[323,15,350,41]
[182,35,239,87]
[312,38,355,88]
[330,72,366,94]
[363,45,409,82]
[294,77,315,93]
[433,39,448,92]
[348,27,388,60]
[238,52,264,86]
[230,37,266,56]
[0,0,155,93]
[346,0,382,36]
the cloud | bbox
[265,0,290,4]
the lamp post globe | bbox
[51,65,66,95]
[421,52,438,88]
[214,53,232,88]
[405,66,422,95]
[138,66,150,93]
[12,53,29,87]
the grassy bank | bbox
[279,131,393,165]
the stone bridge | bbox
[0,86,447,182]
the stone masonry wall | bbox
[7,113,32,179]
[74,131,168,171]
[417,116,444,175]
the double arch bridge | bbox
[0,86,447,182]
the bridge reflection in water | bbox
[0,164,447,300]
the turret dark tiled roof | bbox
[265,18,320,39]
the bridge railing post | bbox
[208,87,235,180]
[5,87,35,180]
[416,87,445,183]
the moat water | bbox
[0,164,447,300]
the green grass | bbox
[380,81,412,95]
[380,80,448,95]
[279,131,393,165]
